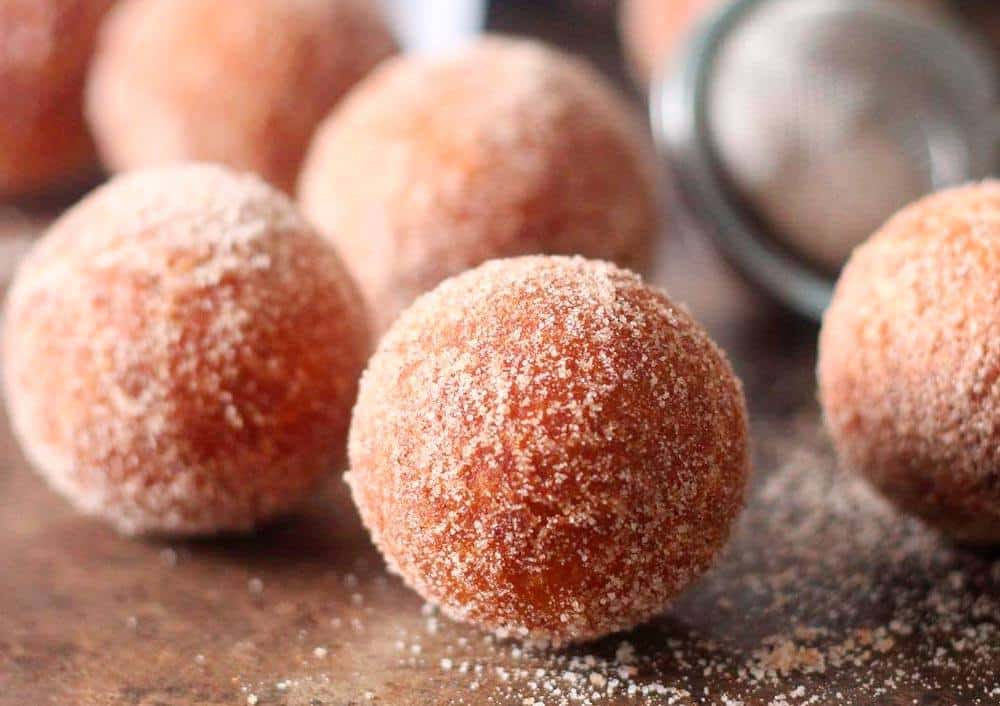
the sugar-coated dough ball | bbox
[86,0,397,193]
[619,0,712,85]
[4,164,370,535]
[819,181,1000,545]
[299,37,662,335]
[348,256,749,644]
[0,0,114,196]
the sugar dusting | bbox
[348,255,749,645]
[230,408,997,705]
[819,180,1000,544]
[3,164,370,534]
[87,0,398,192]
[299,36,663,333]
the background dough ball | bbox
[818,181,1000,545]
[3,164,370,535]
[348,256,749,644]
[86,0,397,193]
[299,37,662,335]
[0,0,114,196]
[619,0,713,85]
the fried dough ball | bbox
[86,0,397,193]
[3,164,370,535]
[0,0,114,197]
[819,181,1000,545]
[299,37,662,335]
[348,256,749,644]
[619,0,713,85]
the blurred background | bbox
[3,0,996,330]
[443,0,998,322]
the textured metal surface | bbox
[655,0,996,319]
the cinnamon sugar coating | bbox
[86,0,397,193]
[348,256,749,644]
[299,37,662,335]
[3,164,370,535]
[0,0,114,196]
[819,181,1000,545]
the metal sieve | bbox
[653,0,997,319]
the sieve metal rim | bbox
[650,0,997,321]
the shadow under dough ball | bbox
[0,0,115,197]
[85,0,397,193]
[818,180,1000,545]
[348,256,749,645]
[3,164,371,535]
[298,37,663,335]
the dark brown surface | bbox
[1,5,998,704]
[1,193,997,706]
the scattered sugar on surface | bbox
[228,256,994,705]
[232,408,996,705]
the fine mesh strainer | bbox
[653,0,997,319]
